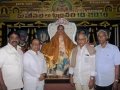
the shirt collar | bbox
[29,50,40,55]
[99,42,110,49]
[8,43,20,52]
[77,44,86,50]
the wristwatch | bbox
[90,77,94,80]
[115,79,119,83]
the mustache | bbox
[11,41,18,43]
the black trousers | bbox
[95,84,113,90]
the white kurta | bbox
[23,50,47,90]
[69,45,96,85]
[0,43,23,90]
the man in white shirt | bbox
[95,30,120,90]
[23,39,47,90]
[69,32,96,90]
[0,31,23,90]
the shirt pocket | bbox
[5,54,20,65]
[105,53,113,61]
[84,54,91,64]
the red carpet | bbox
[45,83,120,90]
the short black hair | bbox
[30,38,40,44]
[8,31,20,38]
[76,31,88,41]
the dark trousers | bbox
[95,84,113,90]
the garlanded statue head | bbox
[19,30,28,42]
[56,25,65,35]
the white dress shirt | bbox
[0,43,23,89]
[23,50,47,90]
[69,45,95,85]
[95,43,120,86]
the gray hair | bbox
[97,29,108,37]
[76,32,88,40]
